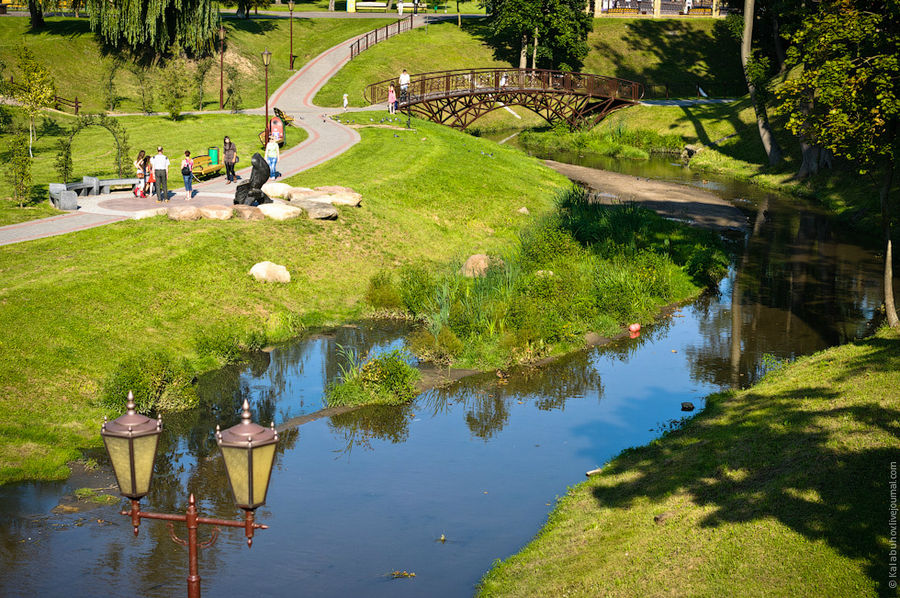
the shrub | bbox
[407,326,463,365]
[194,323,267,363]
[101,350,197,414]
[398,265,435,316]
[326,349,421,407]
[518,220,581,270]
[365,270,404,311]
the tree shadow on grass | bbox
[589,337,900,596]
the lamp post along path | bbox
[289,0,295,70]
[262,48,272,140]
[102,395,278,598]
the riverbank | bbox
[479,325,900,597]
[0,115,567,485]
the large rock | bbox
[167,206,202,221]
[315,185,355,194]
[258,202,304,221]
[249,261,291,283]
[261,182,294,199]
[199,204,233,220]
[291,199,339,220]
[233,205,265,221]
[133,207,168,220]
[286,188,321,201]
[328,191,362,207]
[461,254,503,277]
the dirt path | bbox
[544,160,748,232]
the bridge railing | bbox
[364,68,643,107]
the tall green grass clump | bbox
[326,347,421,407]
[365,187,730,369]
[518,124,683,159]
[101,350,198,414]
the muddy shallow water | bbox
[0,154,893,597]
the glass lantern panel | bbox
[104,436,133,496]
[251,443,277,506]
[221,446,250,507]
[131,433,160,497]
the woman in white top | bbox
[264,135,280,179]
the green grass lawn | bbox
[0,109,307,225]
[1,16,394,113]
[315,18,509,107]
[0,111,567,485]
[479,326,900,597]
[585,18,744,93]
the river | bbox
[0,148,892,597]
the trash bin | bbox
[208,146,219,165]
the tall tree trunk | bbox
[27,0,44,29]
[771,15,786,72]
[28,118,34,159]
[329,0,335,10]
[741,0,783,166]
[881,158,899,327]
[519,34,528,69]
[532,27,538,69]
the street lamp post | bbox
[102,394,278,598]
[218,26,226,110]
[288,1,295,70]
[262,48,272,141]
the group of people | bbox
[387,68,411,115]
[131,136,246,203]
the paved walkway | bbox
[0,14,436,246]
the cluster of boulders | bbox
[161,185,363,223]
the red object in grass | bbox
[629,331,640,339]
[628,323,641,333]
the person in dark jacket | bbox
[223,136,238,184]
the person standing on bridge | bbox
[399,69,410,104]
[151,146,169,203]
[388,83,397,115]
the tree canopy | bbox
[86,0,218,57]
[487,0,592,71]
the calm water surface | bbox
[0,154,891,597]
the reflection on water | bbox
[0,155,893,597]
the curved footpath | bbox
[0,14,438,247]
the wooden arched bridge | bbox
[363,68,643,130]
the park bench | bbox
[192,155,224,179]
[356,1,389,10]
[687,6,713,14]
[99,178,140,194]
[607,7,640,13]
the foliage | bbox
[13,46,56,157]
[364,270,404,312]
[226,65,243,113]
[519,124,682,159]
[55,114,131,182]
[100,350,198,414]
[101,57,123,112]
[5,127,32,207]
[776,0,900,173]
[192,57,215,111]
[194,323,267,363]
[326,348,421,407]
[86,0,218,57]
[159,53,191,120]
[487,0,592,70]
[129,64,155,114]
[367,186,726,369]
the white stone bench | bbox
[356,1,389,10]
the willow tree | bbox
[86,0,217,57]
